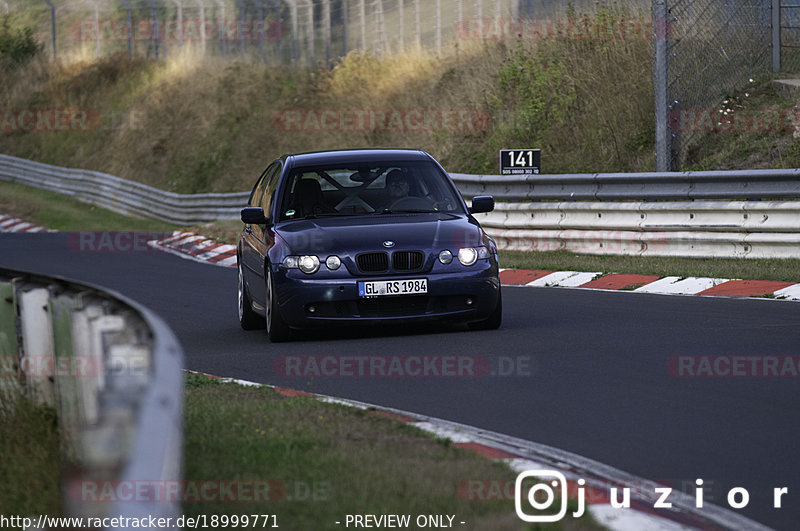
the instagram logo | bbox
[515,470,583,522]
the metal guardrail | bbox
[474,200,800,258]
[449,170,800,201]
[0,268,184,529]
[3,153,800,258]
[0,154,248,225]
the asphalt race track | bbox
[2,232,798,530]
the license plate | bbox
[358,278,428,297]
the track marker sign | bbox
[500,149,540,175]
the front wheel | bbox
[266,266,292,342]
[468,290,502,331]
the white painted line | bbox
[634,276,729,295]
[526,271,602,287]
[413,421,474,443]
[773,284,800,300]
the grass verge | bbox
[183,372,596,530]
[0,181,177,232]
[0,389,62,517]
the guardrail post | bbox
[18,287,56,405]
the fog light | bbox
[466,297,473,306]
[326,255,341,270]
[308,305,316,313]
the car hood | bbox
[275,213,486,255]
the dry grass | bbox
[1,5,656,194]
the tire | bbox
[238,260,264,330]
[266,266,292,342]
[468,290,502,331]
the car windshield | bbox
[277,160,463,221]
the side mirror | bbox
[241,207,269,225]
[469,196,494,214]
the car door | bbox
[241,161,281,306]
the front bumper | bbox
[271,260,500,328]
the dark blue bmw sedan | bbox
[237,149,501,342]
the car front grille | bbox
[356,252,389,273]
[392,251,425,272]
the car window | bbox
[251,162,281,215]
[278,160,463,220]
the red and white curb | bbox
[147,231,237,267]
[8,219,796,302]
[149,232,800,301]
[0,215,54,233]
[188,370,769,531]
[499,269,800,301]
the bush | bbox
[0,16,42,69]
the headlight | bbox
[282,256,299,269]
[298,255,320,274]
[458,247,478,266]
[438,250,453,264]
[457,246,490,266]
[325,255,341,270]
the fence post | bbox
[43,0,57,59]
[398,0,404,52]
[772,0,781,72]
[196,0,206,56]
[414,0,420,48]
[653,0,672,172]
[435,0,441,54]
[172,0,184,50]
[84,0,101,58]
[235,0,246,56]
[274,0,283,63]
[360,0,366,52]
[119,0,133,58]
[342,0,349,55]
[306,0,314,65]
[216,0,226,56]
[322,0,331,64]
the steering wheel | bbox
[389,195,436,211]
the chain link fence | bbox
[5,1,800,172]
[653,0,781,171]
[4,0,590,65]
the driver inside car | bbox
[383,169,410,209]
